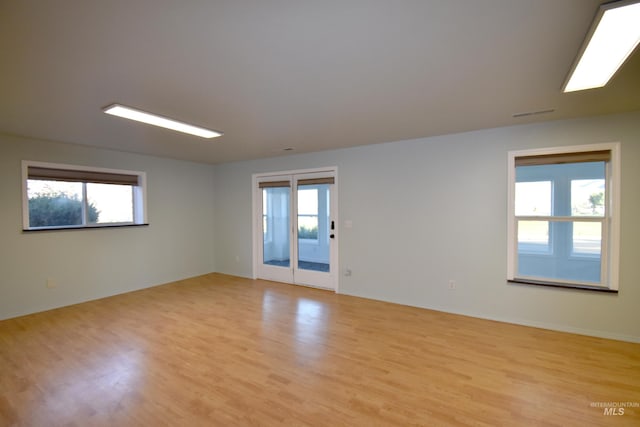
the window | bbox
[507,144,620,291]
[22,161,147,230]
[297,187,320,240]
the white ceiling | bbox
[1,0,639,164]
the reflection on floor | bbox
[265,259,330,272]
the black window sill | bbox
[23,223,150,233]
[508,279,618,293]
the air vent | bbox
[512,109,555,118]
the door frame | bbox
[252,166,339,292]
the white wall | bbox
[213,111,640,342]
[2,112,638,342]
[0,134,215,320]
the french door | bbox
[254,169,337,290]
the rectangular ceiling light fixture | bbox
[103,104,223,138]
[563,0,640,92]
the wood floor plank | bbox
[0,273,638,426]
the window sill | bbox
[23,223,150,233]
[508,279,617,293]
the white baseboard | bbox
[337,290,640,343]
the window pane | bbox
[571,179,605,217]
[262,187,290,267]
[298,188,318,239]
[517,220,550,253]
[518,221,601,284]
[572,221,602,256]
[298,215,318,239]
[27,179,83,228]
[515,181,551,216]
[297,189,318,215]
[86,183,133,224]
[298,183,330,272]
[262,191,268,238]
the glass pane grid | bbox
[571,221,602,256]
[86,183,134,224]
[260,180,332,275]
[262,187,291,267]
[571,179,605,217]
[297,184,330,273]
[515,181,552,216]
[517,220,550,254]
[27,179,84,228]
[297,215,318,240]
[513,158,610,288]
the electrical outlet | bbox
[46,278,57,289]
[344,268,352,277]
[448,280,456,290]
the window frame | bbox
[22,160,148,231]
[507,143,620,291]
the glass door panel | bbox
[293,175,336,290]
[257,181,294,284]
[297,184,330,272]
[262,186,291,267]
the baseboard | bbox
[337,290,640,344]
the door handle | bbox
[331,220,335,230]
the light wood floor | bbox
[1,274,638,426]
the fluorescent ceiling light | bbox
[563,0,640,93]
[103,104,223,138]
